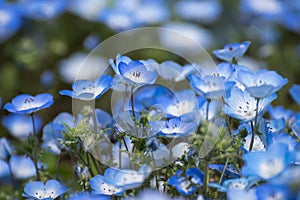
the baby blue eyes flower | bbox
[0,137,13,160]
[209,176,259,192]
[168,168,204,196]
[223,87,277,122]
[4,93,54,115]
[238,69,288,98]
[290,84,300,105]
[255,183,292,200]
[159,118,197,138]
[90,174,125,196]
[118,61,157,85]
[59,75,113,100]
[10,155,36,180]
[22,179,66,200]
[70,192,110,200]
[241,143,294,180]
[213,41,251,62]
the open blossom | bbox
[213,41,251,62]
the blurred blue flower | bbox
[265,118,286,134]
[0,159,10,183]
[209,176,259,192]
[213,41,251,62]
[237,69,288,98]
[9,155,36,180]
[290,84,300,105]
[268,105,293,121]
[70,192,110,200]
[19,0,66,20]
[42,112,75,154]
[255,183,292,200]
[4,93,54,115]
[270,165,300,186]
[209,164,240,178]
[90,174,125,196]
[40,70,55,88]
[222,88,276,122]
[83,33,101,51]
[159,117,197,138]
[2,114,42,140]
[67,0,106,21]
[0,137,13,160]
[241,143,294,180]
[118,61,157,85]
[0,4,21,43]
[125,189,182,200]
[266,132,297,151]
[168,168,204,196]
[292,120,300,139]
[59,75,112,100]
[174,0,221,24]
[227,188,257,200]
[22,179,66,200]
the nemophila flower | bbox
[9,155,36,180]
[255,183,292,200]
[0,159,10,183]
[168,168,204,196]
[0,4,21,43]
[90,174,125,196]
[67,0,106,21]
[241,142,294,180]
[266,132,297,151]
[2,114,42,140]
[227,188,257,200]
[209,164,240,178]
[268,105,294,121]
[237,69,288,98]
[271,165,300,186]
[212,41,251,62]
[265,118,286,133]
[42,112,75,154]
[69,192,110,200]
[159,117,197,138]
[118,60,157,85]
[0,138,13,160]
[103,165,151,190]
[290,84,300,105]
[59,75,113,100]
[4,93,54,115]
[83,33,101,51]
[222,88,277,122]
[174,0,221,24]
[19,0,67,20]
[40,70,55,88]
[22,179,66,200]
[209,176,260,192]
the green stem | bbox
[203,159,210,196]
[31,114,40,180]
[249,121,255,152]
[151,151,159,190]
[218,159,229,184]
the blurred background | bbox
[1,0,300,137]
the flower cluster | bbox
[0,40,300,200]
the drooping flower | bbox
[237,69,288,98]
[290,84,300,105]
[59,75,112,100]
[22,179,66,200]
[222,88,276,122]
[4,93,54,115]
[168,168,204,196]
[241,142,294,180]
[2,114,42,140]
[212,41,251,62]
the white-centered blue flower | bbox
[241,142,294,180]
[22,179,66,200]
[59,75,112,100]
[222,88,276,122]
[213,41,251,62]
[90,174,125,196]
[238,69,288,98]
[4,93,54,115]
[159,117,197,138]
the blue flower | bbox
[227,188,257,200]
[41,112,75,154]
[292,120,300,139]
[2,114,42,140]
[222,88,276,122]
[19,0,67,20]
[90,175,125,196]
[237,69,288,98]
[198,97,221,121]
[290,84,300,105]
[127,189,182,200]
[268,105,293,121]
[67,0,106,21]
[255,183,292,200]
[118,60,157,85]
[9,155,36,180]
[0,159,10,184]
[159,117,197,138]
[209,176,259,192]
[212,41,251,62]
[266,132,297,151]
[70,192,110,200]
[0,138,13,160]
[22,179,66,200]
[241,143,294,180]
[209,164,240,178]
[0,4,21,43]
[59,75,112,100]
[168,168,204,196]
[4,93,54,115]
